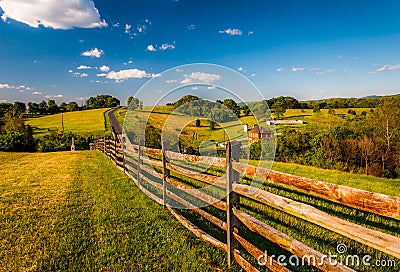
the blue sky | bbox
[0,0,400,105]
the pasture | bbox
[0,151,234,271]
[26,108,111,137]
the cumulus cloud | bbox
[250,73,256,77]
[159,43,175,50]
[125,24,131,34]
[32,91,42,95]
[146,44,157,52]
[77,65,92,70]
[291,67,305,72]
[0,83,32,91]
[81,48,104,58]
[181,72,221,84]
[276,68,284,72]
[0,0,108,30]
[238,67,245,72]
[106,68,160,82]
[372,64,400,73]
[192,86,199,90]
[219,28,242,36]
[207,86,217,90]
[54,94,63,98]
[97,73,107,77]
[248,31,254,35]
[99,65,110,72]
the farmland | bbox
[26,108,111,138]
[0,151,236,271]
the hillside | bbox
[26,108,111,137]
[0,151,235,271]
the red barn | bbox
[248,125,270,140]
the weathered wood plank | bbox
[233,162,400,219]
[233,208,354,272]
[233,250,260,272]
[167,163,226,188]
[141,157,163,168]
[166,206,228,253]
[166,150,226,168]
[233,232,291,272]
[166,177,227,210]
[233,184,400,259]
[166,190,227,231]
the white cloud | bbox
[176,68,184,72]
[159,43,175,50]
[97,73,107,77]
[68,69,74,73]
[0,99,9,103]
[219,28,242,36]
[77,65,92,70]
[0,83,33,91]
[316,72,325,75]
[292,67,305,72]
[106,68,160,82]
[146,44,157,52]
[250,73,256,77]
[80,73,89,77]
[0,0,108,30]
[81,48,104,58]
[309,68,320,72]
[207,86,217,90]
[166,79,178,84]
[374,64,400,73]
[248,31,254,35]
[238,67,244,72]
[125,24,131,33]
[54,94,63,98]
[99,65,110,72]
[181,72,221,84]
[326,69,336,73]
[192,86,199,90]
[276,68,284,72]
[32,92,42,95]
[44,95,52,99]
[187,24,195,31]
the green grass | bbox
[0,151,236,271]
[267,161,400,197]
[26,108,111,137]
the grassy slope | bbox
[268,161,400,196]
[26,108,111,137]
[0,151,234,271]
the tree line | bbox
[0,94,121,116]
[270,97,400,178]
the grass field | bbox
[26,108,111,137]
[0,151,236,271]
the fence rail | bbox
[93,136,400,272]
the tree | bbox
[223,99,240,117]
[47,100,59,114]
[359,136,375,175]
[38,100,48,114]
[241,105,251,116]
[173,95,199,109]
[13,102,26,113]
[59,102,67,112]
[66,102,79,112]
[4,110,25,133]
[272,101,286,119]
[27,102,39,115]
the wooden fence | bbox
[93,136,400,272]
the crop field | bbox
[26,108,111,137]
[0,151,234,271]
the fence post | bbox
[122,136,126,173]
[226,141,241,266]
[103,136,106,154]
[137,138,143,184]
[162,140,170,206]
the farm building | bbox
[248,124,271,140]
[267,120,304,125]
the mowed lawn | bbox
[0,151,234,271]
[26,108,111,137]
